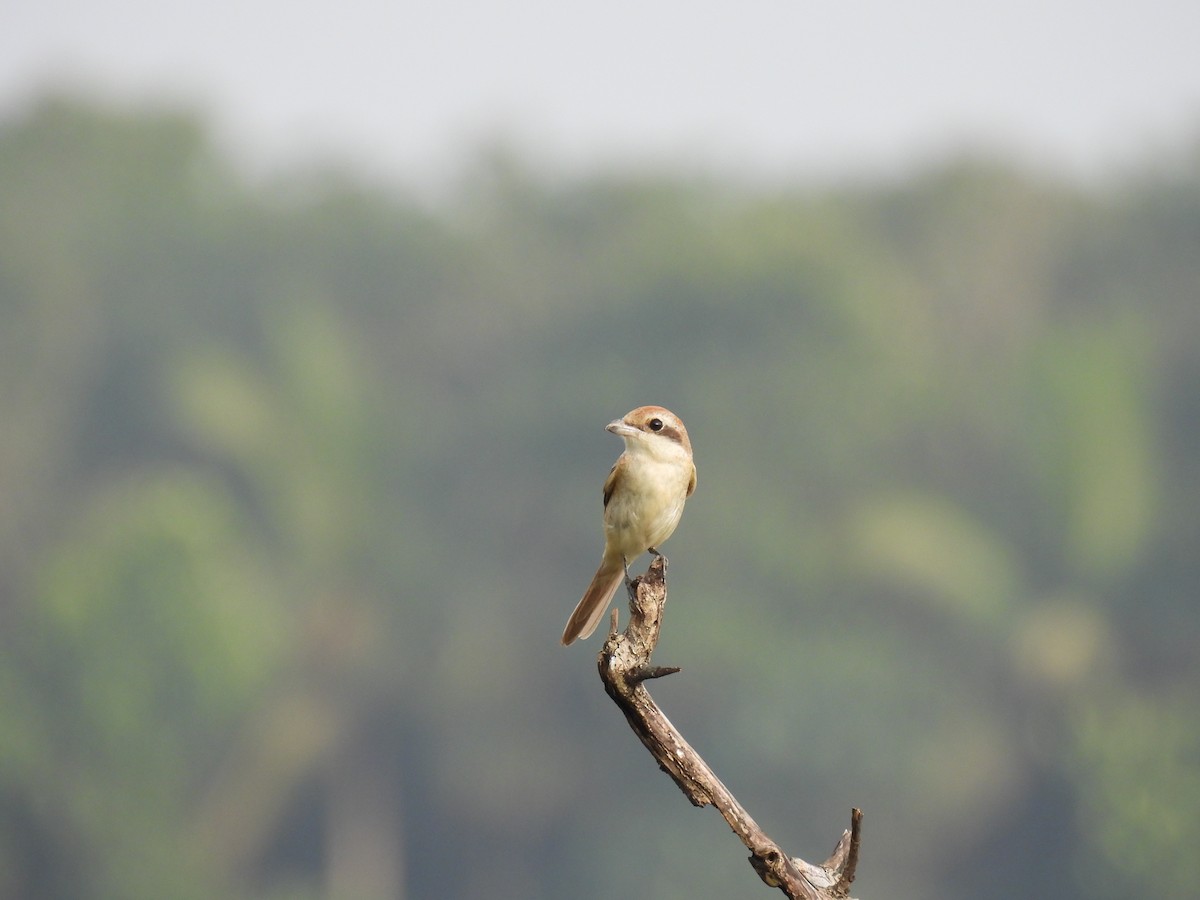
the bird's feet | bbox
[622,555,636,597]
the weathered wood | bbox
[595,555,862,900]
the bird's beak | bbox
[606,419,637,437]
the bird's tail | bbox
[561,555,625,645]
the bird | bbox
[561,406,696,645]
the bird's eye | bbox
[648,418,664,432]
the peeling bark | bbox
[594,555,863,900]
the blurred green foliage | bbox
[1,96,1198,900]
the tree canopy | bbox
[1,95,1198,900]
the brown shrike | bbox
[561,406,696,645]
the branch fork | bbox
[596,555,863,900]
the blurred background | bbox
[2,2,1199,899]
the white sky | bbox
[3,0,1199,187]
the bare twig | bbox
[596,556,862,899]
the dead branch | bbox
[596,555,863,899]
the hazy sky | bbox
[4,0,1199,186]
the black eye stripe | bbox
[658,425,684,445]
